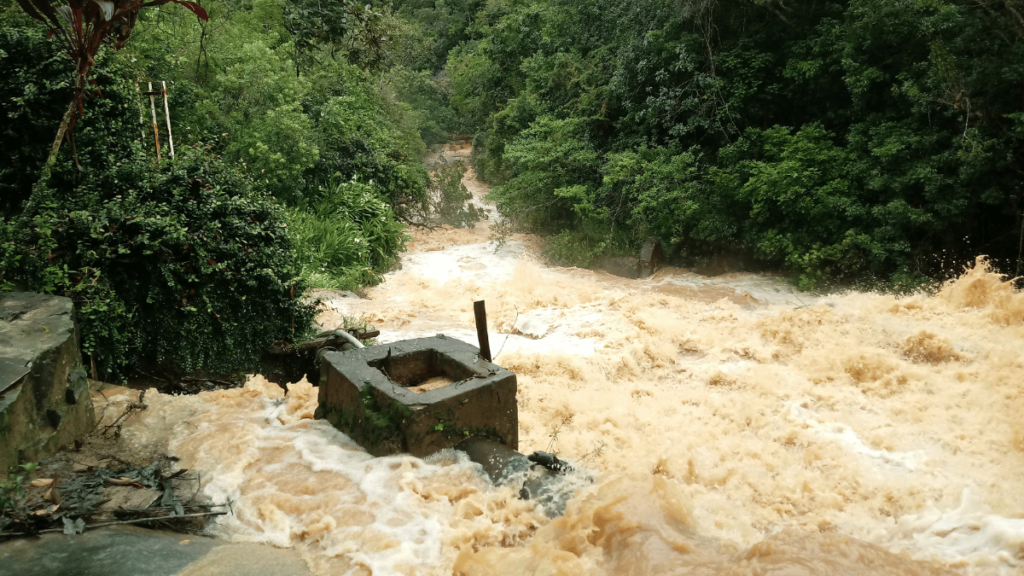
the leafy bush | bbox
[129,5,433,210]
[388,66,459,146]
[489,116,601,233]
[429,162,482,228]
[1,462,38,514]
[304,62,431,210]
[183,39,320,204]
[5,146,316,382]
[287,179,407,290]
[541,221,632,269]
[0,19,70,215]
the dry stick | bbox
[1005,1,1024,36]
[179,377,237,387]
[101,391,147,433]
[395,213,438,230]
[161,81,175,158]
[17,71,86,228]
[492,309,518,361]
[133,368,169,383]
[137,83,147,142]
[0,511,229,537]
[99,453,136,466]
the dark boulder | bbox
[638,237,664,278]
[1,293,95,472]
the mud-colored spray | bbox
[117,166,1024,575]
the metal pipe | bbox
[315,329,365,349]
[455,436,530,484]
[455,437,580,517]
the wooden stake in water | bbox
[474,300,492,362]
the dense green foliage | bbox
[8,0,1023,381]
[129,0,431,208]
[0,0,467,381]
[421,0,1024,288]
[2,9,316,381]
[7,142,316,381]
[0,19,70,215]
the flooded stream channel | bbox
[116,146,1024,575]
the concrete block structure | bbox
[315,335,517,457]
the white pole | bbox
[161,81,174,158]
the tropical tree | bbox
[14,0,208,171]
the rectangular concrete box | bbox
[315,335,517,457]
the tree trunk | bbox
[19,70,86,223]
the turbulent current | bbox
[118,160,1024,575]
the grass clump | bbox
[288,179,408,291]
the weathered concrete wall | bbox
[0,293,94,472]
[316,335,518,457]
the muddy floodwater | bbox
[115,161,1024,575]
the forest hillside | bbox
[2,0,1022,382]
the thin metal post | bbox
[161,81,175,158]
[474,300,492,362]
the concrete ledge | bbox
[316,335,517,457]
[0,292,95,471]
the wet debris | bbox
[0,460,227,539]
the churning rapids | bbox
[113,157,1024,575]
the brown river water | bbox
[114,155,1024,575]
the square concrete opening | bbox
[315,335,518,457]
[368,348,475,392]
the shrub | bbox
[0,20,70,215]
[429,162,482,228]
[5,145,316,382]
[287,179,408,290]
[305,64,431,210]
[542,221,632,269]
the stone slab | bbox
[316,335,518,457]
[0,357,30,398]
[0,293,94,471]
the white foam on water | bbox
[400,241,526,284]
[782,401,926,471]
[891,489,1024,569]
